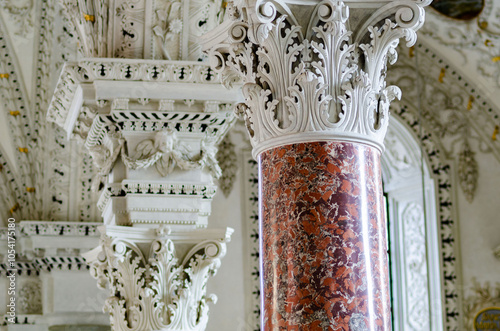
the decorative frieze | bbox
[86,129,222,179]
[202,0,431,157]
[47,57,240,228]
[20,221,100,237]
[59,0,225,61]
[47,59,240,131]
[84,225,233,331]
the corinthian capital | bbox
[202,0,430,156]
[84,226,233,331]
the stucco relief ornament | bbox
[0,0,34,36]
[202,0,430,157]
[153,0,183,60]
[494,244,500,260]
[125,130,222,178]
[86,228,231,331]
[463,278,500,329]
[86,129,222,182]
[216,133,238,197]
[18,281,42,314]
[457,141,479,203]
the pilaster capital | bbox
[202,0,430,157]
[84,226,233,331]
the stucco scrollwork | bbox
[464,278,500,330]
[216,133,238,197]
[457,141,479,203]
[0,0,34,36]
[388,41,500,203]
[18,280,42,314]
[87,129,222,179]
[202,0,430,157]
[86,227,232,331]
[421,1,500,87]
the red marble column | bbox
[259,141,391,330]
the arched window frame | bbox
[382,117,444,331]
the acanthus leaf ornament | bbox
[202,0,430,157]
[457,141,479,203]
[216,133,238,197]
[85,226,232,331]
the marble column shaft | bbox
[201,1,430,329]
[259,142,391,330]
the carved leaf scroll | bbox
[457,141,479,203]
[88,232,227,331]
[216,133,238,197]
[203,0,430,157]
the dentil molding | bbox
[202,0,431,157]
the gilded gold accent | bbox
[465,279,500,329]
[485,39,493,47]
[18,147,28,153]
[84,14,95,22]
[467,96,474,111]
[473,306,500,331]
[26,187,36,193]
[492,56,500,63]
[0,73,9,79]
[493,126,499,141]
[479,21,488,29]
[0,164,2,171]
[222,1,227,8]
[9,111,20,116]
[438,68,445,83]
[409,46,415,58]
[9,203,19,214]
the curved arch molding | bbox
[388,38,500,330]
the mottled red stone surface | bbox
[259,141,391,330]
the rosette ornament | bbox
[202,0,431,157]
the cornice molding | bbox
[47,58,241,134]
[202,0,430,157]
[0,221,102,276]
[46,57,240,228]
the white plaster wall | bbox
[206,164,247,330]
[456,151,500,287]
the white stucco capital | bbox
[202,0,431,157]
[83,225,233,331]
